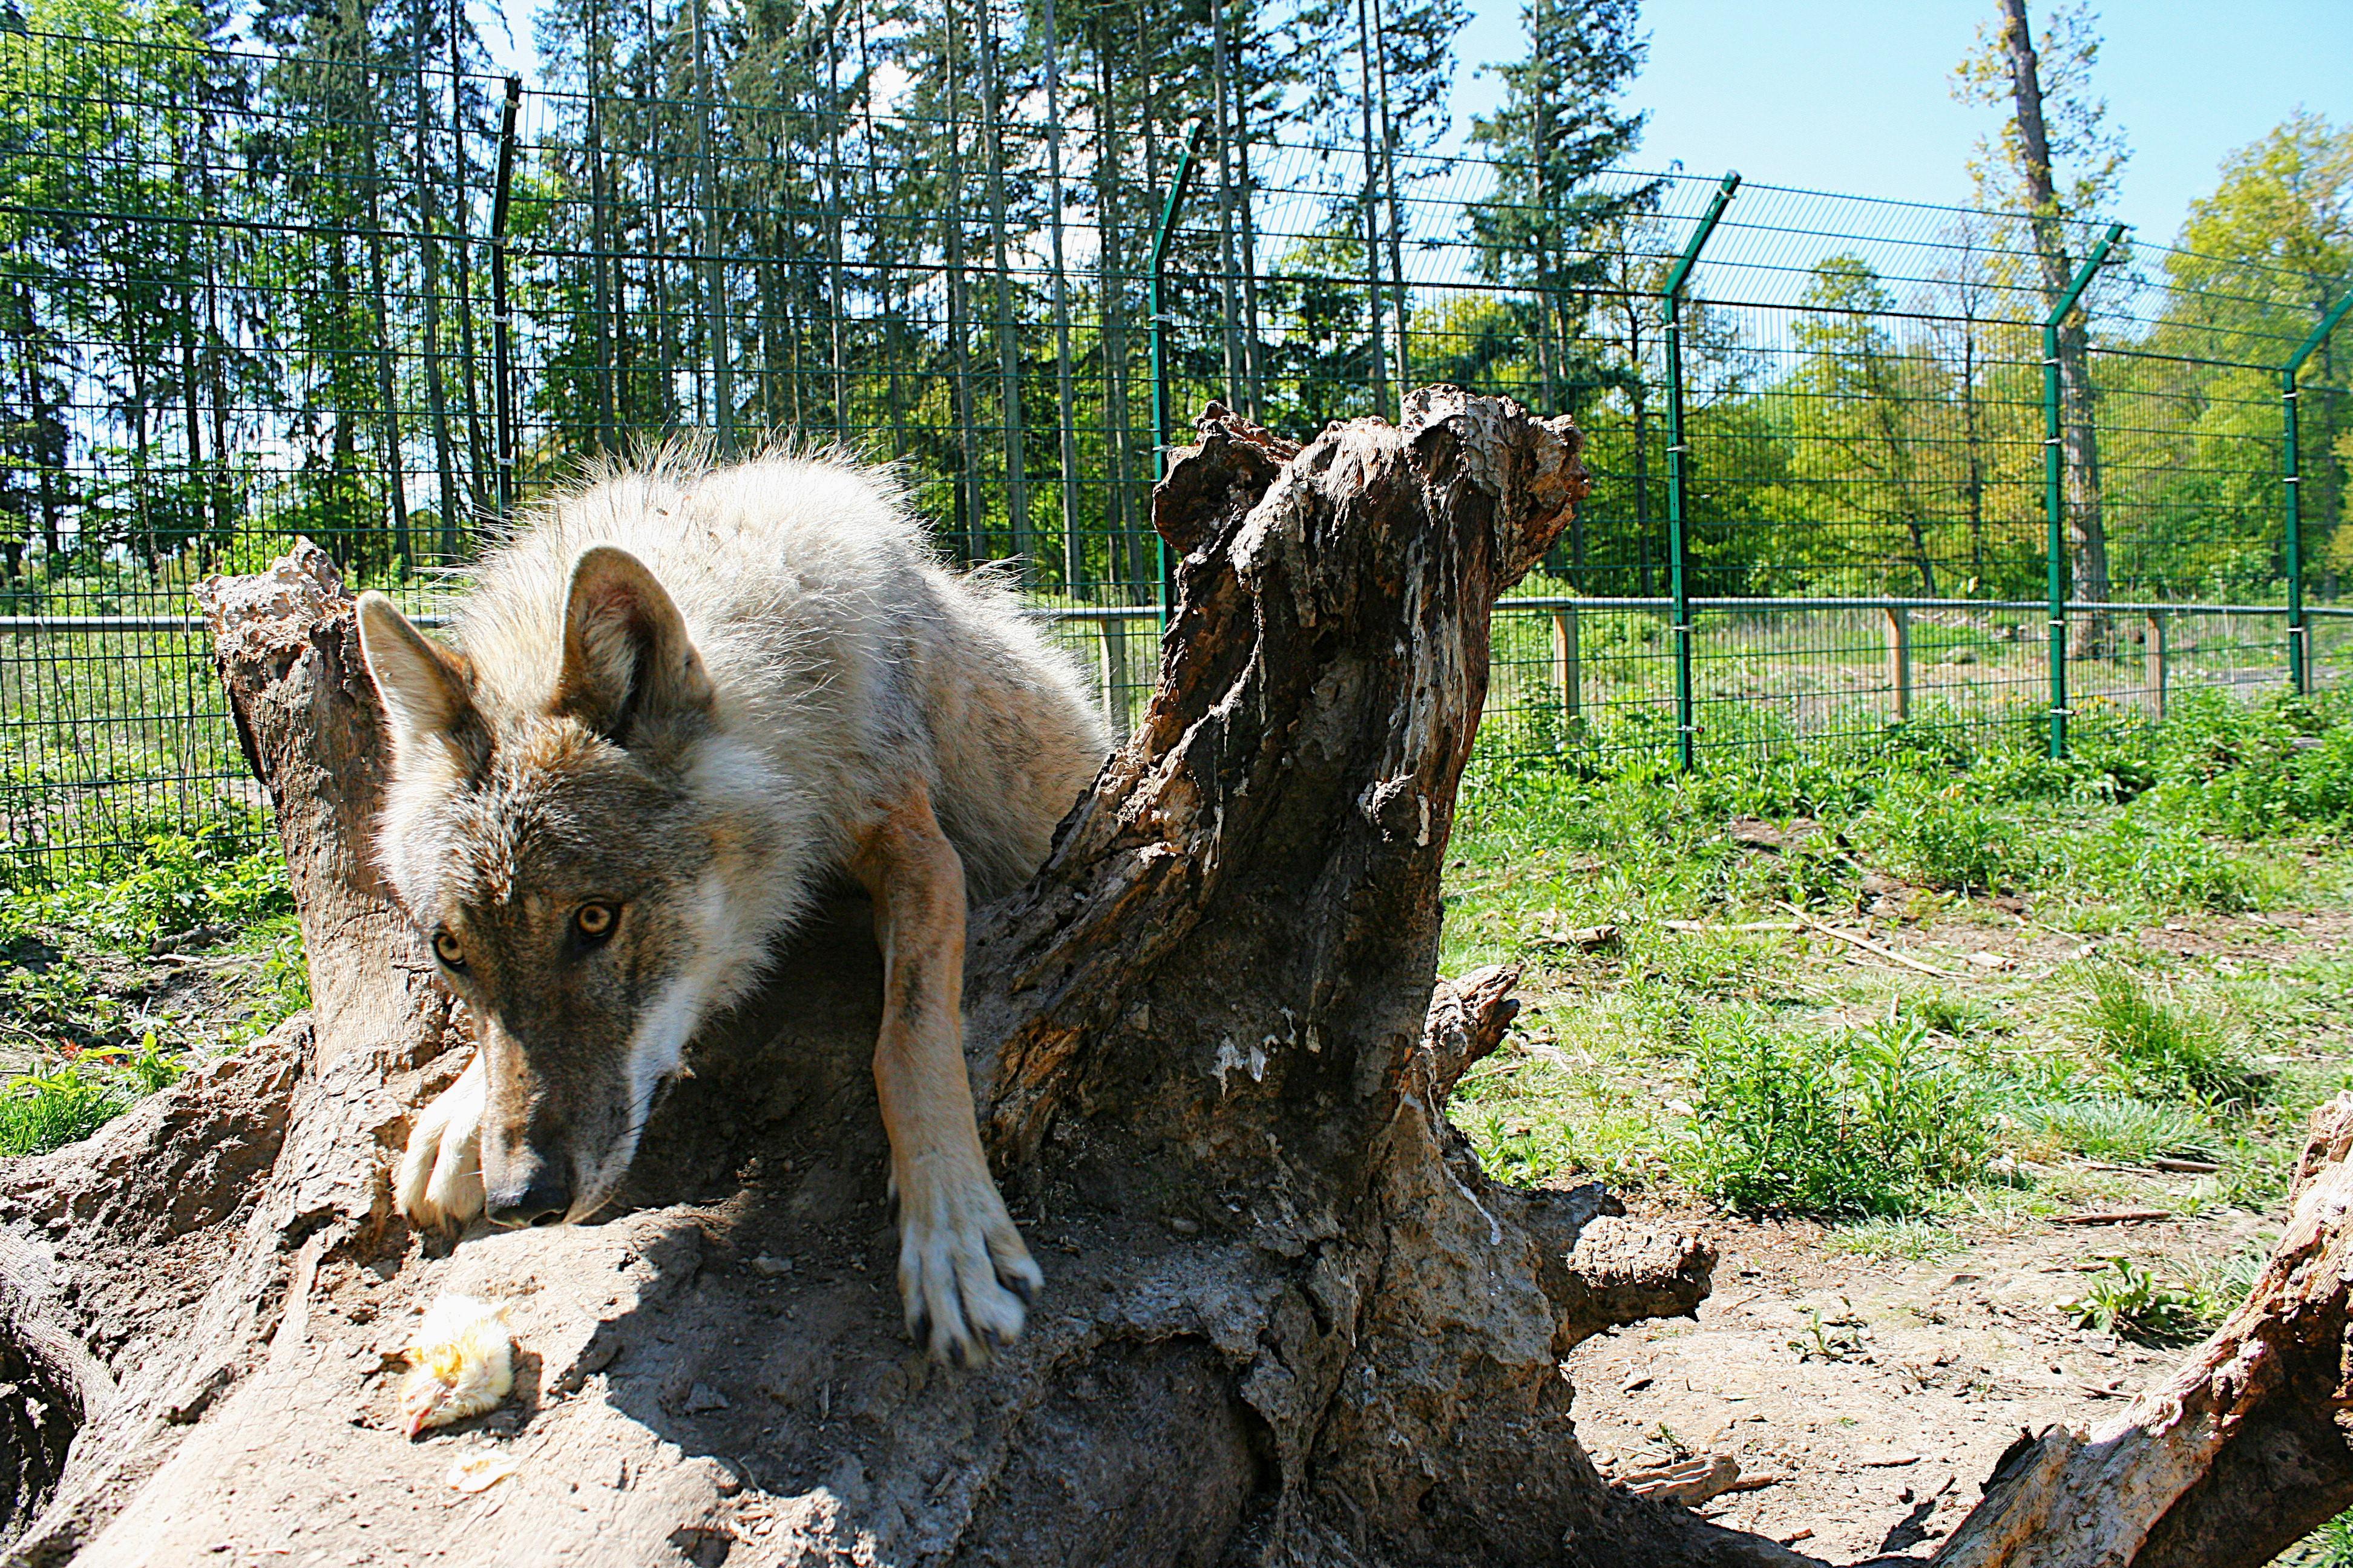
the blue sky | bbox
[1445,0,2353,248]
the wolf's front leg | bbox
[851,783,1043,1365]
[396,1051,488,1228]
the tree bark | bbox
[0,390,1836,1567]
[2000,0,2110,650]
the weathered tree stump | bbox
[6,388,2335,1567]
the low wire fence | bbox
[1,22,2349,866]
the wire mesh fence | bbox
[1,21,2349,868]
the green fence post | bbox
[489,76,521,522]
[2282,276,2353,695]
[1149,119,1209,626]
[2041,221,2124,761]
[1662,172,1739,772]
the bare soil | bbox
[1568,1201,2274,1561]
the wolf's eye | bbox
[574,902,617,942]
[432,930,466,968]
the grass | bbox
[1445,686,2353,1223]
[2011,1097,2216,1163]
[1445,686,2353,1558]
[0,807,307,1158]
[2282,1513,2353,1568]
[2079,966,2263,1109]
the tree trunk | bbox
[2000,0,2110,652]
[0,390,1799,1567]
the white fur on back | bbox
[453,445,1108,903]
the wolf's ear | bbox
[356,592,491,776]
[554,546,715,749]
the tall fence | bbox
[1,25,2349,865]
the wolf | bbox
[353,447,1108,1363]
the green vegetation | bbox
[0,808,307,1158]
[1443,688,2353,1224]
[1686,1012,1991,1216]
[2055,1258,2200,1344]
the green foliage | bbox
[1856,777,2038,893]
[2282,1510,2353,1568]
[0,809,301,1154]
[2056,1258,2199,1344]
[0,1034,184,1156]
[1786,1298,1873,1363]
[2133,688,2353,838]
[1682,1012,1992,1217]
[41,824,297,946]
[1824,1217,1967,1262]
[2015,1096,2216,1164]
[2081,966,2260,1109]
[0,1060,131,1156]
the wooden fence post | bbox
[1885,605,1911,723]
[2145,611,2167,721]
[1551,608,1581,735]
[1100,615,1130,737]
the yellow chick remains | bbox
[398,1293,514,1438]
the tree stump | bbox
[14,388,2334,1567]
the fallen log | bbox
[0,390,1808,1566]
[1932,1089,2353,1568]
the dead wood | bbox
[0,391,1827,1567]
[1930,1089,2353,1568]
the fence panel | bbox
[2,24,2349,868]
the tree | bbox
[1954,0,2127,645]
[2168,114,2353,583]
[1785,255,1941,594]
[1466,0,1656,420]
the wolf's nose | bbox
[486,1166,572,1229]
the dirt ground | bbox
[1546,897,2348,1562]
[1566,1201,2274,1561]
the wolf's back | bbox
[451,445,1107,897]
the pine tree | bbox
[1466,0,1658,417]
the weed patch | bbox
[2012,1097,2217,1163]
[0,809,301,1155]
[1856,780,2038,893]
[2081,967,2261,1109]
[1681,1012,1992,1217]
[2056,1257,2199,1344]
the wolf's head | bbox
[357,547,772,1227]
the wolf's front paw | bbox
[895,1158,1043,1365]
[396,1054,487,1229]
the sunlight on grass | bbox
[1442,689,2353,1234]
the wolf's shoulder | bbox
[455,448,947,705]
[486,447,928,590]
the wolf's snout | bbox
[485,1153,572,1229]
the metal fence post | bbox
[2041,222,2124,760]
[2282,276,2353,695]
[2145,611,2167,720]
[1148,119,1208,626]
[1662,171,1739,772]
[489,76,521,522]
